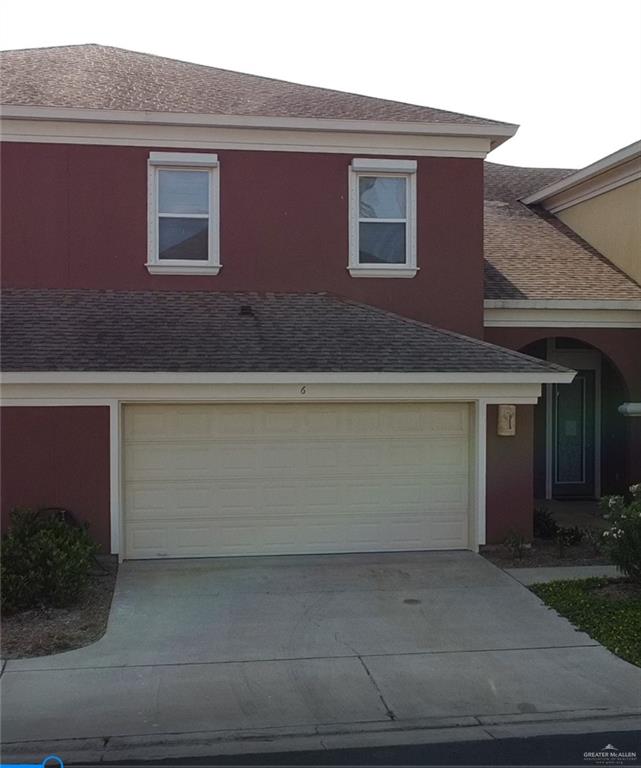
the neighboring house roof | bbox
[0,289,566,374]
[521,140,641,205]
[0,44,515,130]
[483,162,641,300]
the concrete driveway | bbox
[2,552,641,760]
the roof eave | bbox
[0,104,519,146]
[0,370,574,385]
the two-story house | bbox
[1,45,638,560]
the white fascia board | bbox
[484,302,641,329]
[521,140,641,205]
[0,117,495,158]
[0,104,518,145]
[484,299,641,309]
[0,371,574,386]
[0,382,549,408]
[545,166,641,214]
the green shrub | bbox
[583,526,604,556]
[534,505,559,539]
[504,530,529,559]
[1,508,99,614]
[600,484,641,584]
[555,525,584,557]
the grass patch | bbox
[531,578,641,667]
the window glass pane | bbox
[555,377,586,483]
[158,170,209,214]
[359,222,406,264]
[359,176,406,219]
[159,217,209,260]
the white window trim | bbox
[348,158,418,278]
[146,152,221,275]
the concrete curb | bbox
[4,708,641,764]
[506,565,621,585]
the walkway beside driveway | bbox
[2,552,640,762]
[506,564,621,585]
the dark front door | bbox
[552,370,596,498]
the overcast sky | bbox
[2,0,640,168]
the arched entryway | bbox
[520,337,629,501]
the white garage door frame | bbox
[113,391,497,559]
[1,371,575,559]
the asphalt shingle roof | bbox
[0,44,514,127]
[483,162,641,301]
[1,289,566,374]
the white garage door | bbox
[123,403,471,559]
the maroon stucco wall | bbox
[486,405,534,543]
[0,143,484,337]
[1,407,110,550]
[485,327,641,492]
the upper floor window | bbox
[147,152,220,275]
[348,158,417,278]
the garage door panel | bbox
[126,444,209,474]
[304,444,341,469]
[126,404,470,442]
[126,477,469,520]
[431,479,469,506]
[124,403,471,558]
[126,518,469,558]
[128,525,168,554]
[387,438,468,469]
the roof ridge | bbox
[485,160,578,174]
[0,43,102,54]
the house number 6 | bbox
[300,385,307,394]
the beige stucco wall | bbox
[557,179,641,284]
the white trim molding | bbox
[1,379,562,410]
[484,299,641,328]
[351,158,418,173]
[109,402,123,557]
[1,105,518,157]
[146,151,220,275]
[148,152,220,167]
[473,399,488,548]
[521,140,641,212]
[348,158,418,278]
[0,118,496,158]
[0,370,575,386]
